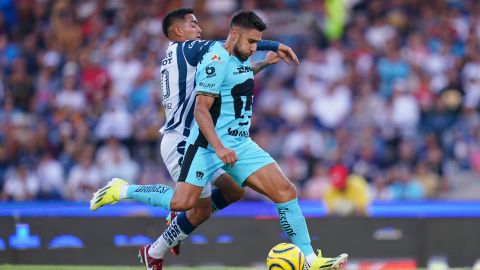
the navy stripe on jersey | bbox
[183,95,195,137]
[194,95,222,148]
[183,40,212,66]
[178,144,199,182]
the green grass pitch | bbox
[0,266,255,270]
[0,266,474,270]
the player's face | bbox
[233,28,262,61]
[180,14,202,40]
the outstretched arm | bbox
[253,44,300,75]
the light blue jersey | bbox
[188,41,254,149]
[180,41,275,187]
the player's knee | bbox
[227,187,246,203]
[170,196,197,212]
[276,180,297,202]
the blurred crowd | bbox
[1,0,480,203]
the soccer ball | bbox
[266,243,305,270]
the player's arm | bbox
[252,44,299,75]
[194,94,238,166]
[253,51,280,75]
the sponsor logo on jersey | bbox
[196,171,204,180]
[233,66,252,75]
[199,82,216,88]
[210,54,221,62]
[206,66,216,78]
[227,127,249,138]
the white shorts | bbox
[160,131,225,198]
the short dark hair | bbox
[230,10,267,32]
[162,8,194,38]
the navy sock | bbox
[211,188,229,213]
[176,212,196,234]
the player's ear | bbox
[230,27,240,42]
[172,24,183,38]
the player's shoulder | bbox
[198,42,229,66]
[205,41,229,63]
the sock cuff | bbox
[126,185,138,199]
[176,212,196,234]
[211,188,229,211]
[275,198,298,208]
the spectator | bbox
[1,161,39,201]
[65,146,102,202]
[323,164,371,216]
[36,152,65,200]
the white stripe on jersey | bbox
[159,41,213,137]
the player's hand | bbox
[215,146,238,167]
[277,44,300,65]
[264,51,281,65]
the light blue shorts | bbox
[178,139,275,187]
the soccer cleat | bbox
[138,244,163,270]
[166,211,181,256]
[309,250,348,270]
[90,178,128,211]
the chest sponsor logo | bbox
[234,66,252,75]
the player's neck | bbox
[222,36,235,57]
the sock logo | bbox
[162,219,182,246]
[278,207,296,237]
[134,185,170,194]
[196,171,204,180]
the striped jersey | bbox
[160,40,213,137]
[159,40,279,137]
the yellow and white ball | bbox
[266,243,305,270]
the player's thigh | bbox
[160,132,187,181]
[185,197,212,226]
[224,139,275,187]
[212,171,246,203]
[178,144,223,190]
[161,132,212,199]
[244,163,297,203]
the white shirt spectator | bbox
[108,54,142,97]
[390,85,420,135]
[95,102,133,140]
[55,88,87,112]
[66,161,102,202]
[2,166,39,201]
[311,83,352,128]
[283,125,325,158]
[365,22,396,50]
[462,60,480,109]
[36,156,65,197]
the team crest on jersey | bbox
[196,171,204,180]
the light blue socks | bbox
[127,185,174,210]
[276,199,315,256]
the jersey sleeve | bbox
[195,46,227,97]
[182,40,214,66]
[257,40,279,52]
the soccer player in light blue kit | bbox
[90,8,300,270]
[179,10,348,270]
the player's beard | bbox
[233,43,249,61]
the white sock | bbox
[119,185,128,199]
[148,217,190,259]
[305,253,318,269]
